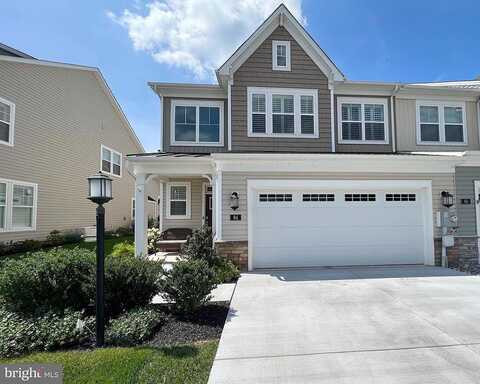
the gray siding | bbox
[334,95,393,153]
[396,99,479,152]
[455,166,480,236]
[163,98,228,153]
[0,60,143,242]
[222,172,454,241]
[231,26,332,152]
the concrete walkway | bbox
[209,266,480,383]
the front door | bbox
[205,193,213,227]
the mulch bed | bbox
[149,303,230,346]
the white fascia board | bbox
[126,156,213,176]
[149,82,226,99]
[212,153,460,174]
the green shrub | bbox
[0,247,95,314]
[0,248,163,316]
[62,231,82,244]
[147,227,161,254]
[181,226,217,264]
[110,241,135,258]
[105,257,163,316]
[116,226,133,237]
[213,258,240,284]
[45,230,64,247]
[161,259,217,314]
[0,308,95,357]
[106,307,164,346]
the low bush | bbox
[181,226,216,264]
[106,307,165,346]
[161,259,217,314]
[213,258,240,284]
[0,308,95,358]
[0,247,163,316]
[0,247,95,314]
[45,230,64,247]
[62,231,83,244]
[147,227,161,254]
[116,226,134,237]
[110,241,135,258]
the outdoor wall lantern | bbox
[441,191,454,208]
[87,172,113,347]
[230,192,239,211]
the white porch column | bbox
[213,171,223,240]
[134,173,148,257]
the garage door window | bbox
[386,193,416,202]
[345,194,376,202]
[259,193,292,202]
[302,193,335,202]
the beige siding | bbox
[161,178,205,230]
[0,61,143,242]
[396,99,479,151]
[163,98,228,153]
[334,95,393,153]
[231,26,332,152]
[222,172,455,241]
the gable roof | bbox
[216,4,345,87]
[0,42,35,59]
[0,55,144,152]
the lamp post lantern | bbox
[87,172,113,347]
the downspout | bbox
[227,76,233,151]
[329,80,335,152]
[159,93,164,152]
[390,84,400,153]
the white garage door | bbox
[250,182,431,269]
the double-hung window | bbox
[0,97,15,146]
[171,100,223,146]
[416,101,467,145]
[272,41,291,71]
[337,97,389,144]
[101,145,122,177]
[166,182,191,219]
[248,87,318,137]
[0,178,37,232]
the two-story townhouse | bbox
[127,4,480,270]
[0,44,158,243]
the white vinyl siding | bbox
[416,101,467,145]
[101,144,122,177]
[166,182,191,219]
[272,40,291,71]
[338,97,389,144]
[247,87,318,138]
[0,178,37,232]
[0,97,15,146]
[170,100,224,146]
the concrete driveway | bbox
[209,266,480,383]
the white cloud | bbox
[108,0,305,80]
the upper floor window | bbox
[272,40,291,71]
[171,100,223,146]
[0,178,37,232]
[248,87,318,138]
[337,97,389,144]
[0,97,15,146]
[101,145,122,177]
[416,101,467,145]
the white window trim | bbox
[0,177,38,233]
[170,100,224,147]
[272,40,291,71]
[166,182,191,219]
[100,144,123,178]
[337,97,390,145]
[0,96,15,147]
[247,87,318,138]
[415,100,468,146]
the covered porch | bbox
[126,153,219,257]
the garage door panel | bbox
[251,186,427,268]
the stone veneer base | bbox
[215,241,248,271]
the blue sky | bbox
[2,0,479,152]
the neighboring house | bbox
[127,4,480,270]
[0,44,156,243]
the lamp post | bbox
[87,172,113,347]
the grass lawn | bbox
[0,341,218,384]
[1,236,133,264]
